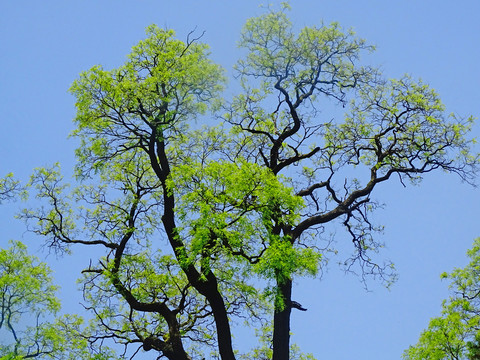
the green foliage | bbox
[69,25,225,177]
[0,241,115,359]
[0,174,21,203]
[236,4,374,101]
[12,3,479,359]
[327,76,478,184]
[403,238,480,360]
[0,240,60,338]
[170,157,318,282]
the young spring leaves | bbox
[0,241,114,359]
[20,4,479,360]
[403,238,480,360]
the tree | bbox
[19,4,478,360]
[0,174,20,204]
[0,239,57,357]
[0,176,114,359]
[403,238,480,360]
[0,240,114,359]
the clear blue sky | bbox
[1,1,480,359]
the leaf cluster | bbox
[404,238,480,360]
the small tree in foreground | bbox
[0,240,114,359]
[0,177,114,359]
[19,4,478,360]
[0,240,58,358]
[403,238,480,360]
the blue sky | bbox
[1,1,480,359]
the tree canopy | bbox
[403,238,480,360]
[4,4,478,360]
[0,240,115,360]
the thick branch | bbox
[150,135,237,360]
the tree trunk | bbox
[272,278,293,360]
[153,136,236,360]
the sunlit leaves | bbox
[170,158,304,264]
[403,238,480,360]
[79,247,241,356]
[255,238,321,284]
[17,4,480,359]
[69,25,225,177]
[0,174,21,203]
[0,241,113,359]
[237,4,375,104]
[324,76,478,185]
[0,241,60,330]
